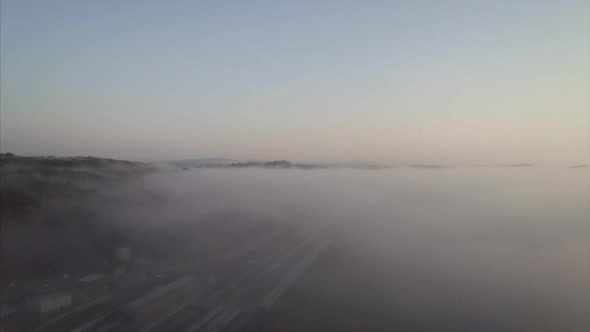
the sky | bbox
[1,1,589,164]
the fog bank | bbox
[133,167,589,331]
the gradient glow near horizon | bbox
[1,1,589,164]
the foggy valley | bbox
[1,155,588,331]
[1,1,589,331]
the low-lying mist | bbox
[123,167,589,331]
[2,165,588,330]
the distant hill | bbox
[570,165,589,168]
[169,157,394,170]
[1,154,156,220]
[221,160,391,170]
[226,160,315,169]
[0,154,159,280]
[168,157,398,170]
[170,158,239,168]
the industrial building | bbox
[121,276,198,327]
[78,273,106,290]
[27,292,72,314]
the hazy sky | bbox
[1,1,589,164]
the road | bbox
[31,229,331,332]
[147,232,331,332]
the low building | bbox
[78,273,106,290]
[120,276,198,327]
[27,292,71,314]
